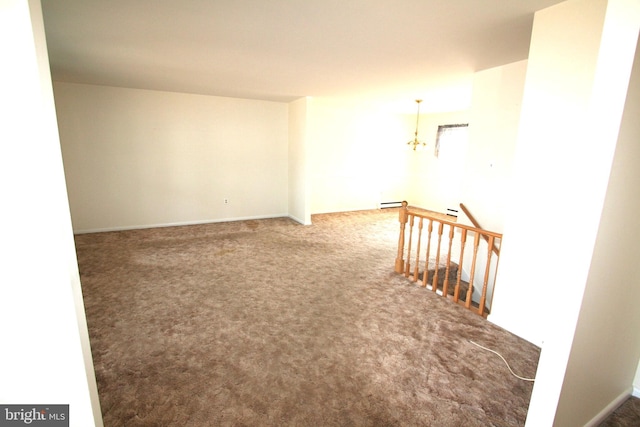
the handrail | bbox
[459,203,500,256]
[459,203,480,228]
[406,207,502,240]
[394,201,503,317]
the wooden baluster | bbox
[413,218,424,282]
[404,214,415,278]
[478,235,495,316]
[421,219,433,288]
[393,204,503,317]
[486,238,501,313]
[432,222,444,292]
[454,229,467,302]
[394,201,408,274]
[465,232,481,309]
[442,224,455,298]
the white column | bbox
[0,1,102,425]
[485,0,639,425]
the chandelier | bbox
[407,99,426,151]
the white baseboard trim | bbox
[288,214,311,225]
[73,213,290,234]
[584,388,632,427]
[633,386,640,398]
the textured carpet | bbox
[600,397,640,426]
[75,208,541,426]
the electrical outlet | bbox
[224,198,229,204]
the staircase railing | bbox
[394,201,502,317]
[459,203,500,256]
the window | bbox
[435,124,468,158]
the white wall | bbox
[0,1,101,425]
[54,82,289,232]
[483,0,639,425]
[288,97,311,225]
[493,0,610,345]
[308,97,408,213]
[306,95,472,215]
[407,110,469,213]
[55,86,476,226]
[554,7,640,425]
[303,60,520,226]
[462,60,528,234]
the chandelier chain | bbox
[408,99,426,151]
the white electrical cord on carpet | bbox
[469,340,536,382]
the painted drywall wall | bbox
[309,61,518,224]
[308,97,409,213]
[0,1,101,425]
[484,0,640,425]
[406,110,469,213]
[553,7,640,425]
[54,83,289,232]
[288,97,311,225]
[307,95,471,215]
[462,60,527,234]
[492,0,608,345]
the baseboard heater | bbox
[446,208,458,217]
[380,201,403,209]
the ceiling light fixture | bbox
[407,99,426,151]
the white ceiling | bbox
[41,0,565,109]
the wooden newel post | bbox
[395,201,409,273]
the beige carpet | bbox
[75,208,541,426]
[600,396,640,426]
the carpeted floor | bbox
[600,396,640,427]
[75,208,542,426]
